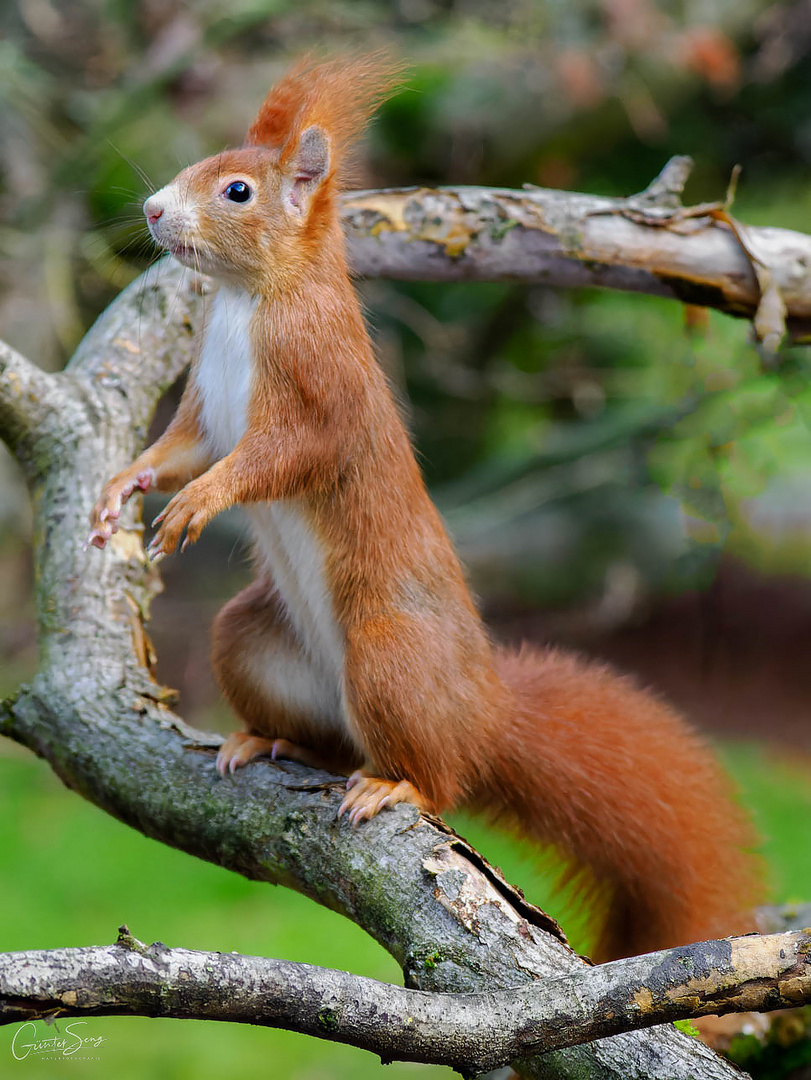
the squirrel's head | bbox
[142,137,329,288]
[143,53,400,292]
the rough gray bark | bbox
[342,158,811,349]
[0,172,793,1076]
[2,929,810,1073]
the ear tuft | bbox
[245,51,403,174]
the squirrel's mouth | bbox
[169,243,196,261]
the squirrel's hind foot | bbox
[338,772,428,826]
[216,732,332,777]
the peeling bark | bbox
[341,159,811,346]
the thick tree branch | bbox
[2,929,810,1074]
[342,158,811,345]
[0,340,69,479]
[66,261,203,430]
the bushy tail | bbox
[477,646,765,961]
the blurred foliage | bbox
[726,1007,811,1079]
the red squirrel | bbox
[87,54,763,960]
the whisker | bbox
[107,186,146,200]
[106,140,156,194]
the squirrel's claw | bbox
[149,482,212,558]
[87,468,155,554]
[215,733,333,777]
[338,773,427,826]
[216,732,280,777]
[84,526,111,550]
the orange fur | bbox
[89,55,765,959]
[246,51,402,170]
[486,647,762,959]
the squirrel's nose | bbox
[143,196,164,227]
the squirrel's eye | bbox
[224,181,252,203]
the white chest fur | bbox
[195,285,258,459]
[248,502,345,681]
[196,285,345,705]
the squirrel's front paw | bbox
[148,482,214,559]
[86,469,154,550]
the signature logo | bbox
[11,1021,107,1060]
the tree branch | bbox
[3,928,810,1074]
[342,158,811,345]
[0,339,68,479]
[66,261,203,431]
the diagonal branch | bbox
[66,260,203,431]
[4,155,808,453]
[2,929,810,1074]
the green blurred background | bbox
[2,0,811,1076]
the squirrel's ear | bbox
[281,125,330,216]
